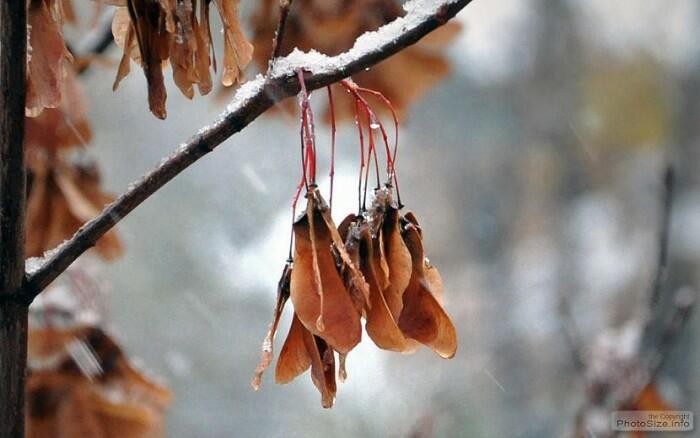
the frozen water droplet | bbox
[370,122,380,130]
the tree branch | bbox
[0,0,28,434]
[23,0,473,301]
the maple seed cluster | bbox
[252,76,457,408]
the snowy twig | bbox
[649,166,674,308]
[22,0,473,301]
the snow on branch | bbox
[23,0,472,301]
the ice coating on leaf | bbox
[268,0,457,78]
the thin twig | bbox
[649,165,674,307]
[557,289,586,374]
[22,0,474,301]
[268,0,294,71]
[646,287,695,377]
[73,9,116,75]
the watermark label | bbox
[612,411,694,432]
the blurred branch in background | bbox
[72,9,115,75]
[572,166,697,437]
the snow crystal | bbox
[25,257,45,276]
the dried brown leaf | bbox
[26,0,73,116]
[398,224,457,359]
[275,314,312,384]
[25,68,92,152]
[356,219,411,352]
[302,333,337,408]
[290,191,362,353]
[26,326,171,438]
[381,205,411,319]
[26,158,123,260]
[112,0,252,117]
[252,263,292,390]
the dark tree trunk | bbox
[0,303,28,438]
[0,0,28,436]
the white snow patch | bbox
[224,74,266,114]
[25,240,70,275]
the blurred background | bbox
[32,0,700,436]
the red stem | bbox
[353,98,366,212]
[327,86,336,211]
[362,105,380,210]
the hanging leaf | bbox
[110,0,253,118]
[25,68,92,152]
[26,0,73,117]
[252,262,292,390]
[398,222,457,359]
[290,188,362,353]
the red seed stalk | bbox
[341,79,403,209]
[356,86,402,207]
[327,86,336,210]
[353,97,366,212]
